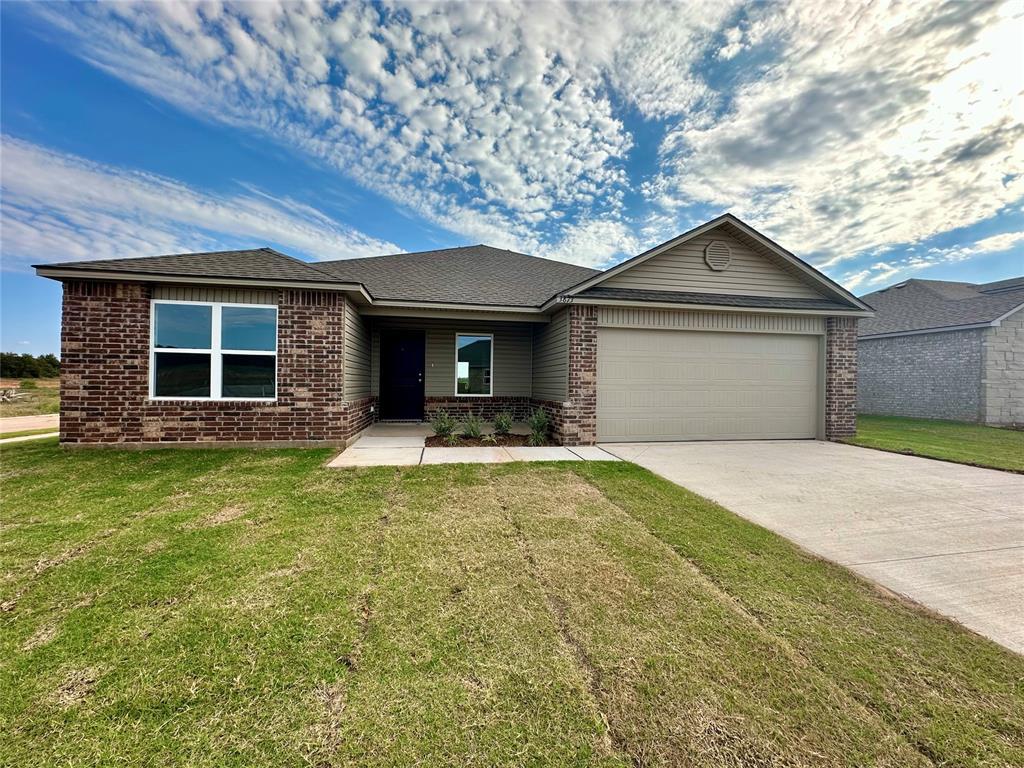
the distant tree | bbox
[0,352,61,379]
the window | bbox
[455,333,492,396]
[151,301,277,400]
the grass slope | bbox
[2,442,1021,766]
[847,415,1024,472]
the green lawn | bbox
[0,379,60,418]
[2,441,1021,767]
[847,414,1024,472]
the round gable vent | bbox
[704,240,732,271]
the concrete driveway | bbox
[601,440,1024,654]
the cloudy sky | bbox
[2,0,1022,353]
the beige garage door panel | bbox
[597,328,819,441]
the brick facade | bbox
[60,280,372,445]
[424,396,532,422]
[529,305,597,446]
[858,329,983,422]
[825,316,858,439]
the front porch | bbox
[343,306,597,446]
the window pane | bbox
[222,307,276,351]
[222,354,276,398]
[456,335,491,395]
[154,304,212,349]
[154,353,211,397]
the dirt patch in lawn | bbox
[51,667,103,708]
[22,623,59,651]
[424,434,555,447]
[194,504,248,528]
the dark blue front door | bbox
[380,330,425,420]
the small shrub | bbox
[443,433,460,447]
[528,409,550,446]
[19,379,38,390]
[462,413,484,439]
[493,412,513,436]
[430,410,457,438]
[482,433,498,445]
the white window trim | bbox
[454,332,493,397]
[149,299,278,402]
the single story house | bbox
[35,213,872,446]
[858,277,1024,426]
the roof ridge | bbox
[256,246,350,281]
[319,243,600,275]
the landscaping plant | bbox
[493,412,513,436]
[528,408,550,446]
[429,409,457,439]
[461,413,484,439]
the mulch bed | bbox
[424,434,556,447]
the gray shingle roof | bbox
[35,248,343,284]
[858,278,1024,337]
[578,286,855,312]
[316,245,599,306]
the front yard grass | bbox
[846,414,1024,472]
[2,442,1021,767]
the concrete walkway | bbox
[0,413,59,434]
[327,423,620,467]
[601,440,1024,654]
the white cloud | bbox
[17,0,1024,273]
[647,1,1024,267]
[841,230,1024,290]
[0,137,398,270]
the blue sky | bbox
[2,0,1022,355]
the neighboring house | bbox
[858,277,1024,426]
[34,213,872,446]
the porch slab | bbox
[504,446,581,461]
[327,447,423,467]
[364,423,433,437]
[421,447,513,464]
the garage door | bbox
[597,328,820,441]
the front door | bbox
[380,330,425,420]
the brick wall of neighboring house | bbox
[857,328,983,422]
[982,308,1024,426]
[530,304,598,446]
[59,280,372,445]
[423,396,532,422]
[825,316,858,439]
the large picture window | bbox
[455,333,492,396]
[151,301,277,400]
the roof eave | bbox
[565,295,874,317]
[33,266,374,303]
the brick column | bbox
[825,316,858,439]
[562,304,598,445]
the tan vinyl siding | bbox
[602,232,821,299]
[598,306,825,335]
[152,285,278,304]
[370,318,533,397]
[344,300,371,399]
[532,308,569,401]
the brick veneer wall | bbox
[424,396,532,422]
[825,316,858,439]
[858,329,983,422]
[59,280,372,445]
[529,305,598,446]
